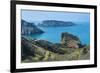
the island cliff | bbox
[38,20,76,27]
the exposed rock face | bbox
[21,20,44,35]
[33,40,65,54]
[21,37,65,61]
[38,20,76,27]
[61,32,81,49]
[21,37,47,61]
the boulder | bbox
[61,32,81,49]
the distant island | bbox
[21,20,44,35]
[38,20,76,27]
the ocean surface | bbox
[26,22,90,44]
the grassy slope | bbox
[22,45,90,63]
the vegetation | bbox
[21,32,90,63]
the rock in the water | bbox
[61,32,81,49]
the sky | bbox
[21,10,90,23]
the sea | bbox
[25,22,90,45]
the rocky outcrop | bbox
[38,20,76,27]
[32,40,65,54]
[21,37,65,61]
[21,20,44,35]
[21,32,90,62]
[61,32,81,49]
[21,37,47,61]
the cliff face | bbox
[38,20,76,27]
[21,20,44,35]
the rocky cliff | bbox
[21,20,44,35]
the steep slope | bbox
[21,20,44,35]
[21,32,90,62]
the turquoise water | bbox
[26,22,90,44]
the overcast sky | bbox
[21,10,90,23]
